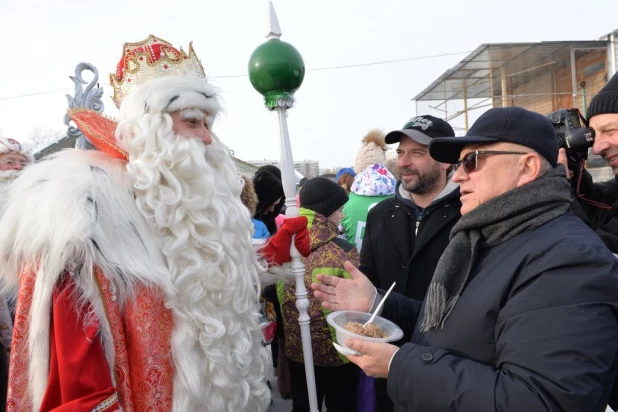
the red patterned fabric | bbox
[67,108,127,161]
[96,268,174,411]
[8,266,174,411]
[116,42,183,82]
[7,267,36,411]
[94,268,135,411]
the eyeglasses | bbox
[455,150,528,173]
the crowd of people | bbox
[251,72,618,412]
[0,33,617,412]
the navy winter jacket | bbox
[381,213,618,411]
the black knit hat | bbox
[299,177,349,217]
[588,71,618,120]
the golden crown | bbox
[109,35,206,108]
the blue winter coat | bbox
[380,212,618,411]
[252,218,270,239]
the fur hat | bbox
[0,137,33,164]
[239,174,259,217]
[300,177,348,217]
[354,129,387,174]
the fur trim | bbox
[116,76,221,143]
[362,129,386,150]
[240,174,259,217]
[0,136,34,164]
[252,239,296,286]
[0,149,171,409]
[0,143,275,411]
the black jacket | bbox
[359,181,461,301]
[360,182,460,412]
[572,168,618,253]
[381,213,618,412]
[253,169,285,235]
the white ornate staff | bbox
[248,3,318,411]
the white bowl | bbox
[326,310,404,351]
[332,341,361,356]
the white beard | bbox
[0,169,21,213]
[124,124,270,411]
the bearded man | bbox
[0,137,32,195]
[360,115,460,301]
[0,35,309,412]
[356,115,461,412]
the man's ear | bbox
[439,162,451,172]
[517,153,543,187]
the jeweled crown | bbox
[109,35,206,108]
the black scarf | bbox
[420,166,572,332]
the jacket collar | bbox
[386,182,461,262]
[394,178,459,212]
[299,208,338,251]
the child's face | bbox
[328,207,345,227]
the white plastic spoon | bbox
[363,281,396,327]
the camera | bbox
[547,108,595,167]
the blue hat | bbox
[335,167,356,183]
[429,106,558,167]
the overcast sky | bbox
[0,0,616,168]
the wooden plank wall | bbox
[506,50,607,116]
[512,72,554,115]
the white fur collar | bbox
[0,149,171,409]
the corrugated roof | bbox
[413,40,607,102]
[34,135,75,160]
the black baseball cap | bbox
[429,106,558,167]
[385,115,455,145]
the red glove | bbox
[261,216,310,266]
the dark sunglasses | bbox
[456,150,529,173]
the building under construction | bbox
[413,30,618,180]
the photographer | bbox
[559,71,618,253]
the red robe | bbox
[9,267,174,411]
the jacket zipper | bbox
[415,221,420,236]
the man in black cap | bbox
[362,115,460,300]
[312,106,618,411]
[559,71,618,254]
[359,115,461,411]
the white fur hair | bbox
[0,169,21,211]
[116,75,220,144]
[0,149,172,410]
[116,76,271,411]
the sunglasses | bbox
[456,150,528,173]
